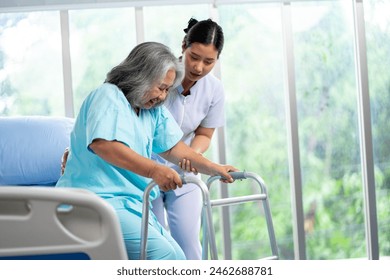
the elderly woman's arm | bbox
[89,139,182,191]
[159,140,238,183]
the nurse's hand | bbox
[178,158,198,175]
[150,164,182,192]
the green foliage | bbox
[69,8,137,114]
[216,1,390,260]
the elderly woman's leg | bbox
[108,197,186,260]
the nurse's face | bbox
[142,69,176,109]
[182,42,218,82]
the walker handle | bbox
[207,171,248,184]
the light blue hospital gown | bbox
[56,83,185,260]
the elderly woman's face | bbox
[142,69,176,109]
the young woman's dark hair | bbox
[183,18,224,58]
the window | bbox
[143,4,209,57]
[219,3,291,259]
[68,8,136,115]
[364,0,390,258]
[0,11,64,116]
[292,1,364,259]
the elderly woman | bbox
[56,42,237,260]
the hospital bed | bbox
[0,186,127,259]
[0,116,127,259]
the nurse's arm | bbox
[89,138,182,190]
[190,126,215,154]
[179,126,214,173]
[159,141,237,183]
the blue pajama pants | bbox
[106,196,186,260]
[152,183,203,260]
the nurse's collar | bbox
[177,84,192,96]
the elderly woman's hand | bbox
[212,164,239,183]
[150,164,183,192]
[61,148,69,175]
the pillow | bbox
[0,116,74,186]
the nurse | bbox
[56,41,237,260]
[151,18,226,260]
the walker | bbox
[139,175,218,260]
[202,171,279,260]
[140,171,278,260]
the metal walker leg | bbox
[140,175,218,260]
[202,171,279,260]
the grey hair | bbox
[105,42,184,108]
